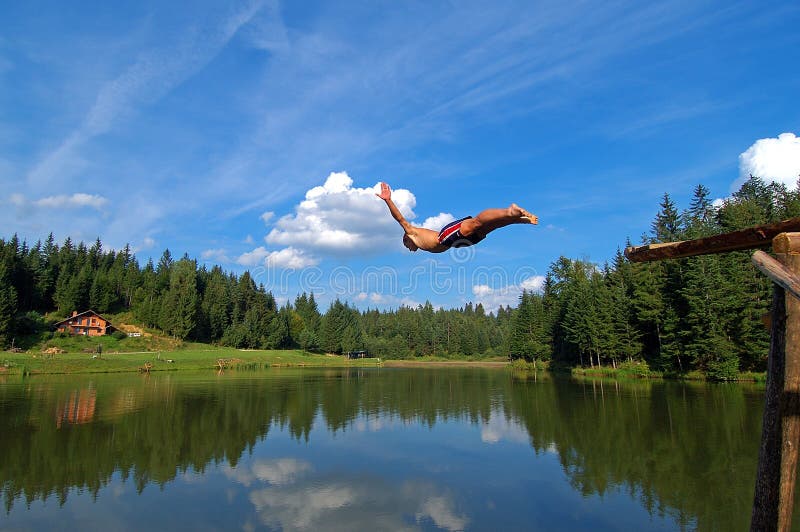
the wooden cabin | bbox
[55,310,116,337]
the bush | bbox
[706,355,740,381]
[617,360,653,379]
[111,330,128,340]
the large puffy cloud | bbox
[736,132,800,190]
[266,171,426,255]
[239,171,453,268]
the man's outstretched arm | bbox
[377,182,414,234]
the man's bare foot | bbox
[509,203,538,225]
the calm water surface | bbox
[0,368,782,531]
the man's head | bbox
[402,234,418,252]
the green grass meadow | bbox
[1,347,381,375]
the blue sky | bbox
[2,0,799,311]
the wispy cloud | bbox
[209,0,729,221]
[27,1,266,186]
[11,192,108,210]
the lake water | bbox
[0,368,787,531]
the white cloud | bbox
[201,248,232,263]
[349,292,421,308]
[265,247,318,268]
[236,246,271,266]
[470,275,546,313]
[260,211,275,224]
[472,284,493,297]
[736,132,800,190]
[223,458,313,488]
[520,276,546,291]
[10,192,109,210]
[252,459,312,486]
[416,496,469,532]
[480,410,530,444]
[247,477,468,532]
[250,484,357,530]
[264,171,418,256]
[141,237,156,249]
[421,212,455,231]
[236,246,319,268]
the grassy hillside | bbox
[1,312,382,375]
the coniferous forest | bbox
[1,176,799,378]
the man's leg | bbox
[460,204,537,238]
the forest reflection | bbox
[0,369,775,530]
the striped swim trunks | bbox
[437,216,485,248]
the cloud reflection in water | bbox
[226,458,469,531]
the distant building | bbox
[55,310,116,337]
[346,350,373,359]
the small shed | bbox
[346,350,373,359]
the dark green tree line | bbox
[508,176,800,379]
[0,235,509,357]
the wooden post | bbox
[752,233,800,531]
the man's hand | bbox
[376,182,392,201]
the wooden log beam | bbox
[624,217,800,262]
[752,233,800,531]
[752,250,800,301]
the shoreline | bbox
[0,351,765,381]
[382,360,509,368]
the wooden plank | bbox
[752,250,800,301]
[624,217,800,262]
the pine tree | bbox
[0,263,17,347]
[606,250,642,364]
[162,259,199,340]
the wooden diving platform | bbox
[624,217,800,531]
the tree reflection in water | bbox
[0,369,784,530]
